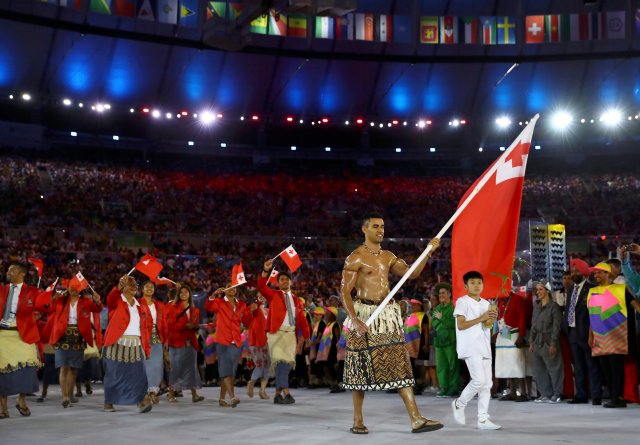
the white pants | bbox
[457,356,493,421]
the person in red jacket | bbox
[257,260,310,405]
[102,275,153,414]
[206,284,255,407]
[245,295,270,400]
[0,262,42,418]
[139,281,166,404]
[39,282,102,408]
[165,284,204,404]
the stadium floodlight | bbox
[290,145,296,151]
[395,147,402,153]
[450,119,460,127]
[188,141,194,146]
[151,110,161,118]
[418,120,426,129]
[478,147,483,152]
[62,98,72,106]
[600,108,623,127]
[429,147,436,152]
[95,103,105,113]
[165,112,172,119]
[551,111,573,130]
[325,147,331,152]
[200,111,215,125]
[70,131,78,137]
[112,135,119,141]
[22,93,31,101]
[495,116,511,129]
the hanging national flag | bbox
[138,0,155,21]
[315,16,334,39]
[420,16,439,44]
[114,0,135,17]
[69,272,90,292]
[134,253,164,278]
[90,0,112,14]
[439,16,458,44]
[157,0,178,24]
[451,116,539,301]
[231,263,247,287]
[460,17,479,44]
[280,245,302,273]
[179,0,198,27]
[544,15,570,42]
[267,268,280,285]
[606,11,626,39]
[151,276,176,287]
[60,0,83,8]
[355,13,374,41]
[376,14,393,42]
[591,12,606,40]
[250,14,268,34]
[525,15,545,43]
[393,15,411,43]
[480,16,496,45]
[496,16,516,44]
[288,14,307,38]
[269,10,288,36]
[228,2,243,20]
[335,14,354,40]
[28,257,44,279]
[206,1,226,20]
[570,13,590,41]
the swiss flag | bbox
[28,257,44,278]
[526,16,544,43]
[231,263,247,287]
[451,117,539,302]
[280,245,302,273]
[134,254,163,279]
[68,272,89,292]
[267,268,280,285]
[152,276,176,287]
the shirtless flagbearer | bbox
[341,213,443,434]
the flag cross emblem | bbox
[287,248,296,257]
[528,22,541,35]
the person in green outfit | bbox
[432,283,459,397]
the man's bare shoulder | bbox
[343,247,365,271]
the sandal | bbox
[230,398,240,408]
[16,404,31,417]
[192,395,205,403]
[411,418,443,433]
[350,425,369,434]
[167,393,178,403]
[218,399,229,407]
[0,411,9,419]
[103,404,116,412]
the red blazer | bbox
[45,296,103,346]
[138,298,167,344]
[103,287,151,357]
[0,283,41,344]
[204,297,252,347]
[257,276,310,339]
[247,305,268,347]
[164,301,200,351]
[92,311,103,349]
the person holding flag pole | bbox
[344,115,540,434]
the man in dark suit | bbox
[563,258,602,405]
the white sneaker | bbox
[534,396,549,403]
[451,399,465,425]
[477,418,501,430]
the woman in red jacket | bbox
[102,275,153,414]
[205,285,255,407]
[40,282,103,408]
[245,295,270,400]
[165,284,204,403]
[139,281,166,404]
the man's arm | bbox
[390,238,440,279]
[340,253,367,335]
[257,259,279,303]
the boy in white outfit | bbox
[451,271,501,430]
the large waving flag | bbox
[280,245,302,272]
[451,117,539,301]
[69,272,90,292]
[134,253,163,278]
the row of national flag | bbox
[47,2,630,43]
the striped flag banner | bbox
[496,16,516,44]
[480,16,496,44]
[544,14,570,42]
[355,13,374,41]
[335,14,354,40]
[377,14,393,42]
[460,17,479,44]
[288,14,307,38]
[315,16,334,39]
[570,13,590,41]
